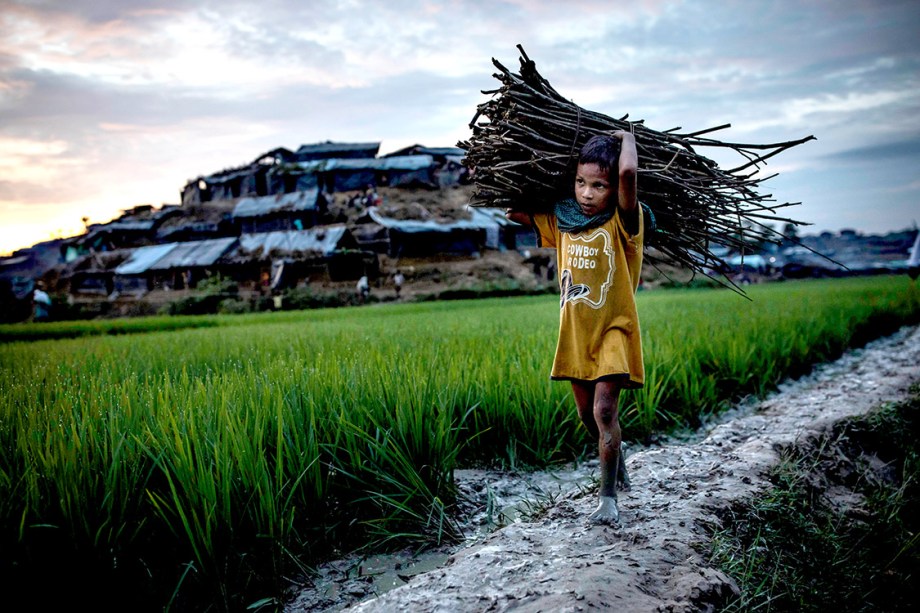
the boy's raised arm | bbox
[613,131,639,233]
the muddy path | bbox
[286,325,920,612]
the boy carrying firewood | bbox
[507,131,642,525]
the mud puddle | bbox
[285,462,601,611]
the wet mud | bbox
[286,325,920,612]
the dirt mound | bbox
[329,185,476,225]
[285,325,920,612]
[376,184,476,222]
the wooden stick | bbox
[458,46,820,292]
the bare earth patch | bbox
[286,324,920,612]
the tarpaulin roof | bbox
[423,147,465,156]
[296,141,380,156]
[236,225,350,257]
[727,254,767,267]
[114,244,178,275]
[149,237,237,270]
[270,156,434,176]
[320,155,434,172]
[0,255,31,268]
[157,221,222,239]
[252,147,295,164]
[383,145,464,158]
[367,207,500,233]
[472,207,519,227]
[232,189,319,218]
[105,220,158,231]
[86,205,180,233]
[276,160,325,174]
[202,163,263,183]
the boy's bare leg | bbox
[571,381,598,438]
[589,380,623,525]
[572,380,626,524]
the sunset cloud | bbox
[1,0,919,254]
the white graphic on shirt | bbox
[559,269,590,308]
[560,227,615,309]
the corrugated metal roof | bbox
[149,237,237,270]
[233,189,319,218]
[236,226,349,257]
[115,244,178,275]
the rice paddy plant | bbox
[0,313,224,342]
[0,276,918,608]
[622,277,920,434]
[460,323,580,467]
[139,368,312,604]
[622,342,681,435]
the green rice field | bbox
[1,276,918,610]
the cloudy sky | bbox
[1,0,918,255]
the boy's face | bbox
[574,163,613,217]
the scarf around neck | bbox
[554,198,657,235]
[554,198,614,234]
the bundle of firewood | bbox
[458,45,816,287]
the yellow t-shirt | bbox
[533,209,644,386]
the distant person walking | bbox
[32,284,51,322]
[356,275,370,303]
[364,184,380,207]
[393,270,405,298]
[908,230,920,280]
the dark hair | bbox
[578,134,620,174]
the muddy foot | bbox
[588,496,620,525]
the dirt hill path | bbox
[329,325,920,612]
